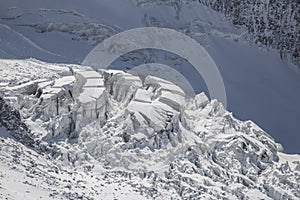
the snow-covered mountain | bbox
[0,0,300,153]
[0,59,299,199]
[198,0,300,66]
[0,1,300,199]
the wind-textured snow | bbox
[0,59,299,199]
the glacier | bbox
[1,0,300,153]
[0,59,299,199]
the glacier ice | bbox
[0,59,299,199]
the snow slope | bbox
[0,59,299,199]
[0,128,150,200]
[0,0,299,154]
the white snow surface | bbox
[0,59,299,199]
[0,0,299,153]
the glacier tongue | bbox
[0,59,299,199]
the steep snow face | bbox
[197,0,300,66]
[0,59,299,199]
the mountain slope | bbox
[0,0,299,153]
[0,59,299,199]
[198,0,300,66]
